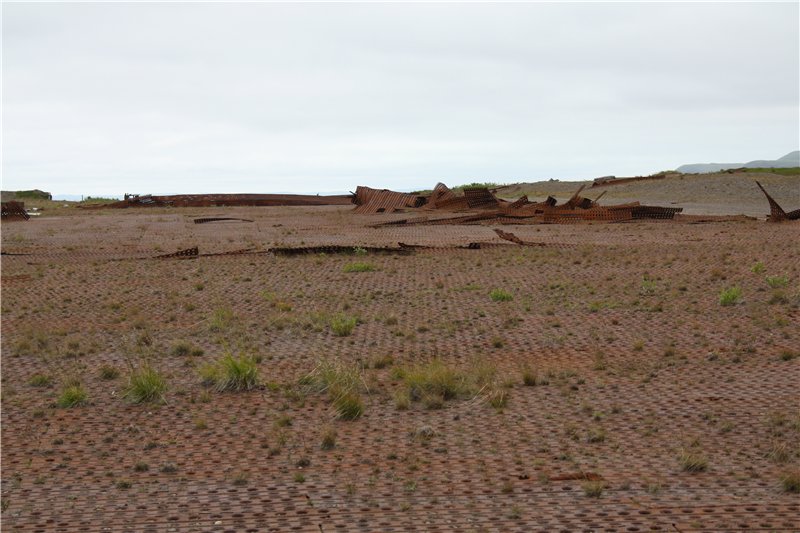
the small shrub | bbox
[209,307,235,332]
[332,390,364,419]
[780,350,799,361]
[397,360,466,403]
[303,359,366,419]
[781,470,800,493]
[57,383,88,408]
[232,472,249,486]
[766,275,789,289]
[678,449,708,472]
[133,462,149,472]
[751,262,765,274]
[489,288,513,302]
[521,367,537,386]
[171,341,204,357]
[116,480,132,489]
[200,353,260,392]
[330,314,357,337]
[487,388,509,409]
[582,480,604,497]
[370,355,395,369]
[343,262,375,273]
[353,247,368,256]
[29,374,53,387]
[99,365,120,380]
[719,286,742,306]
[320,427,337,450]
[124,366,167,404]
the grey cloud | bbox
[2,2,798,195]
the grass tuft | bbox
[343,262,375,273]
[678,449,708,472]
[719,286,742,306]
[124,366,167,404]
[489,288,513,302]
[781,470,800,493]
[199,353,260,392]
[57,383,88,407]
[330,314,357,337]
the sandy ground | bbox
[1,204,799,532]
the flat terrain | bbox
[1,202,799,532]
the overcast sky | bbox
[2,2,798,196]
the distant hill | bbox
[676,151,800,174]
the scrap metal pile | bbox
[1,201,30,221]
[81,193,353,209]
[353,183,682,225]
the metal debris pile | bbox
[1,201,30,221]
[81,193,353,209]
[354,183,682,225]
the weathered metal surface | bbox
[82,193,352,209]
[463,187,499,209]
[352,186,425,214]
[1,201,30,221]
[755,181,800,221]
[193,217,254,224]
[154,247,199,259]
[269,245,414,256]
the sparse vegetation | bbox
[28,374,53,387]
[766,275,789,289]
[343,262,375,273]
[781,470,800,493]
[330,314,357,337]
[57,382,88,408]
[719,286,742,306]
[678,449,709,472]
[489,288,513,302]
[302,358,366,420]
[124,366,167,404]
[199,353,260,392]
[171,341,204,357]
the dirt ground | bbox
[1,203,799,532]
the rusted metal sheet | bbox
[269,245,414,256]
[352,186,425,214]
[463,187,499,209]
[1,201,30,221]
[154,247,199,259]
[193,217,254,224]
[756,181,800,221]
[82,193,352,209]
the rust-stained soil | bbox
[2,206,799,532]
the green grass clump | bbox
[343,262,375,273]
[750,262,765,274]
[29,374,53,387]
[330,314,357,337]
[766,275,789,289]
[124,366,167,404]
[199,353,260,392]
[719,286,742,306]
[489,288,513,302]
[57,383,88,407]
